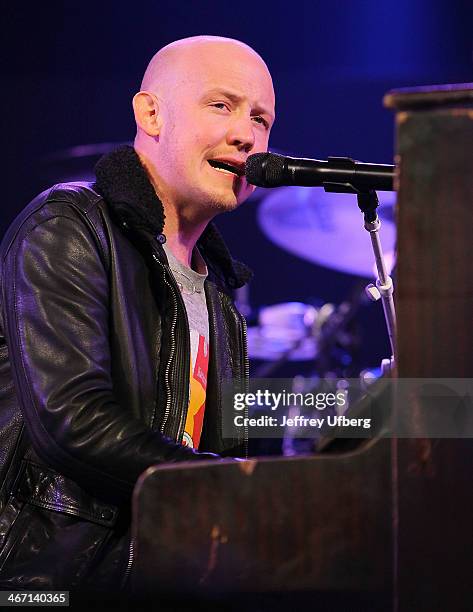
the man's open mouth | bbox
[208,159,244,177]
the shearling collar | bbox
[94,145,252,290]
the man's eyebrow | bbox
[203,88,275,120]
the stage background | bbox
[2,0,472,372]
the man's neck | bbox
[164,234,201,271]
[134,146,210,270]
[161,206,208,271]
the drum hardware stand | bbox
[313,295,362,377]
[279,297,362,456]
[356,190,396,371]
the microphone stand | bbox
[356,190,396,370]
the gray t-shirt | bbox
[163,243,209,449]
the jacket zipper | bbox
[122,254,186,588]
[240,313,250,459]
[152,254,178,435]
[121,253,181,589]
[121,537,134,589]
[205,282,224,451]
[158,261,190,442]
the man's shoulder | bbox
[1,182,106,258]
[19,181,103,223]
[44,180,102,208]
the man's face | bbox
[153,43,275,214]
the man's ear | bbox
[132,91,163,137]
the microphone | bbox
[245,152,395,193]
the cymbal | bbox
[258,186,396,277]
[40,142,132,183]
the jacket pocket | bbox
[0,461,122,590]
[15,460,119,526]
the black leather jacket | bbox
[0,146,250,591]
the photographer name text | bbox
[233,414,371,429]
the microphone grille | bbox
[245,152,286,187]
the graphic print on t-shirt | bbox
[182,331,209,449]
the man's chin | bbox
[206,189,247,213]
[207,198,239,214]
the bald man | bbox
[0,37,275,593]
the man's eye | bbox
[211,102,229,111]
[252,116,269,128]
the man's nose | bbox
[226,115,255,152]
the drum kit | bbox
[43,144,397,455]
[246,186,396,367]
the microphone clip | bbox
[322,156,359,195]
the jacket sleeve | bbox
[1,211,220,503]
